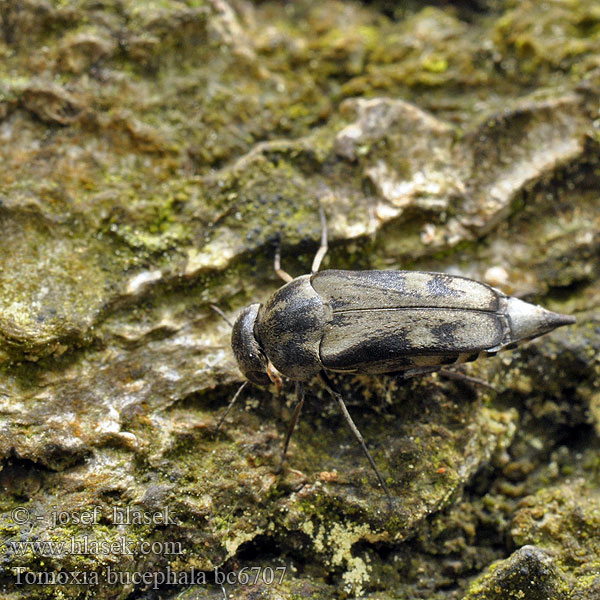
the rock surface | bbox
[0,1,598,599]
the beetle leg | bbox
[274,235,293,283]
[215,380,248,435]
[401,366,441,379]
[275,382,305,474]
[311,204,328,274]
[319,371,394,508]
[438,369,498,392]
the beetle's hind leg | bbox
[311,204,328,274]
[438,369,498,392]
[402,366,498,392]
[319,371,394,508]
[275,382,305,474]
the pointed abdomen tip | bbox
[551,313,576,327]
[506,297,576,342]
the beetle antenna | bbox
[215,381,248,435]
[275,382,305,474]
[319,371,394,508]
[311,204,328,273]
[210,304,234,328]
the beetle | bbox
[219,207,576,504]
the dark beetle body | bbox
[228,254,575,503]
[233,269,575,386]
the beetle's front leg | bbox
[275,382,305,474]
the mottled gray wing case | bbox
[311,270,506,374]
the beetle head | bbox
[231,304,271,387]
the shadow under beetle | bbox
[218,207,576,506]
